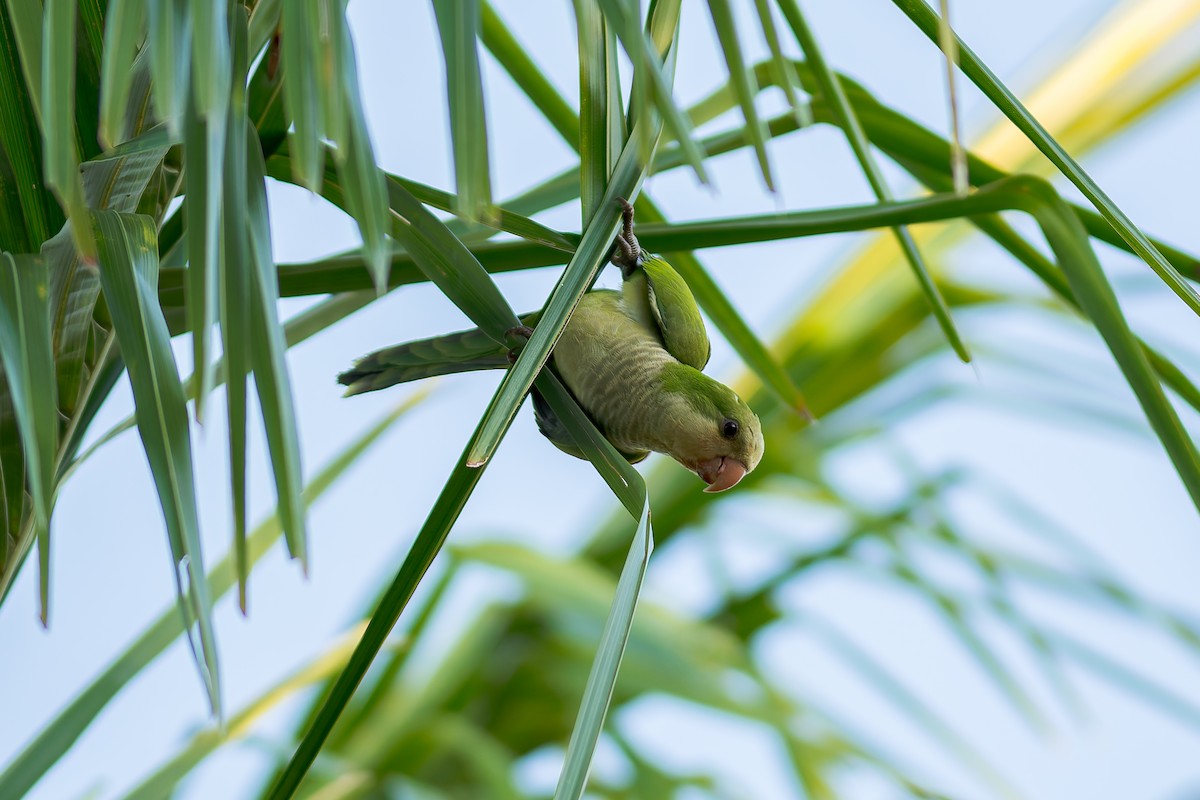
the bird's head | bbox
[659,364,764,493]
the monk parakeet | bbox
[339,201,764,492]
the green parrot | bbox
[338,201,764,492]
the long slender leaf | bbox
[1012,178,1200,517]
[553,508,651,800]
[147,0,189,134]
[327,3,391,293]
[572,0,614,224]
[187,0,230,119]
[594,0,707,183]
[706,0,774,190]
[244,124,307,568]
[267,420,493,798]
[123,625,368,800]
[98,0,144,148]
[384,177,520,341]
[751,0,810,128]
[889,0,1200,318]
[3,0,41,123]
[0,1,61,252]
[90,209,220,715]
[42,0,96,259]
[775,0,967,362]
[0,254,55,623]
[432,0,493,224]
[221,9,252,611]
[0,396,427,800]
[247,0,282,59]
[183,75,225,424]
[279,0,321,189]
[533,370,654,798]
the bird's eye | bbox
[722,419,739,438]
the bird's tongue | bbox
[697,456,748,493]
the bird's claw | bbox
[505,325,534,364]
[610,197,642,276]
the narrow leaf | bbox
[0,0,62,251]
[0,254,56,623]
[42,0,97,259]
[934,0,967,194]
[220,9,251,610]
[775,0,968,362]
[432,0,494,223]
[595,0,707,184]
[554,504,651,800]
[328,3,390,292]
[244,124,307,568]
[0,396,424,800]
[706,0,774,190]
[267,421,494,798]
[385,177,521,341]
[573,0,613,224]
[279,0,321,189]
[98,0,144,148]
[890,0,1200,319]
[187,0,230,119]
[91,209,220,715]
[183,76,226,423]
[751,0,811,128]
[4,0,42,123]
[147,0,190,135]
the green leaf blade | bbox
[890,0,1200,318]
[776,0,968,362]
[279,0,322,190]
[0,253,57,623]
[244,124,308,569]
[42,0,97,260]
[147,0,190,135]
[221,11,252,611]
[98,0,143,148]
[706,0,775,190]
[572,0,615,224]
[432,0,494,223]
[0,395,425,800]
[90,208,220,715]
[183,80,226,424]
[595,0,707,184]
[385,177,521,341]
[328,6,390,293]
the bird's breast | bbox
[552,293,673,452]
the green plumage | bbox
[339,240,764,491]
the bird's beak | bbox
[696,456,749,493]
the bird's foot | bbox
[609,197,642,276]
[505,325,534,364]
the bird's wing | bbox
[338,310,541,395]
[531,384,649,465]
[631,255,711,371]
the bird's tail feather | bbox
[338,323,522,395]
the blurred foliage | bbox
[2,0,1200,798]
